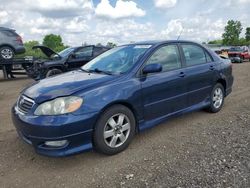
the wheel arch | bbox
[0,44,15,53]
[96,100,140,133]
[216,78,227,94]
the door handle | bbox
[179,72,186,78]
[209,65,215,70]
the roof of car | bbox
[75,45,110,49]
[131,40,200,45]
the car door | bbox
[180,43,216,107]
[140,44,188,121]
[67,46,94,69]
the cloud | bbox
[161,17,225,41]
[29,0,94,18]
[154,0,177,9]
[95,0,146,19]
[1,0,250,46]
[224,0,250,6]
[92,19,154,43]
[0,11,8,24]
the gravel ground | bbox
[0,62,249,188]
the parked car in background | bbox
[26,45,110,80]
[228,46,250,63]
[12,40,234,157]
[0,27,25,59]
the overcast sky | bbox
[0,0,250,46]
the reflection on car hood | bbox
[23,70,115,104]
[32,45,60,58]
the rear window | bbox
[1,30,19,37]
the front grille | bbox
[17,95,35,114]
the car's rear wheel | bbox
[46,68,63,78]
[207,83,225,113]
[0,46,14,59]
[93,105,136,155]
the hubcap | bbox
[103,113,131,148]
[1,49,13,59]
[213,88,223,109]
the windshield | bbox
[57,47,75,58]
[82,45,151,74]
[229,47,243,52]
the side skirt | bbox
[138,100,210,132]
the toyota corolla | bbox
[12,40,234,157]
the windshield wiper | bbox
[88,68,113,75]
[79,68,91,73]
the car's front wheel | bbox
[207,83,225,113]
[94,105,136,155]
[0,46,14,59]
[46,68,63,78]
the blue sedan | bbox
[12,40,234,156]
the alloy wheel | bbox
[1,48,13,59]
[103,113,131,148]
[213,88,223,109]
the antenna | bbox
[177,29,183,40]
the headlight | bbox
[34,96,83,115]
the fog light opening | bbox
[45,140,68,147]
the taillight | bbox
[16,36,23,44]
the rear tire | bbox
[0,46,14,59]
[93,105,136,155]
[207,83,225,113]
[46,68,63,78]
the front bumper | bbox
[229,57,242,63]
[12,107,98,157]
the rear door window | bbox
[75,46,93,58]
[93,47,106,57]
[181,44,207,66]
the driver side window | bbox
[146,45,181,72]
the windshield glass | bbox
[229,47,243,52]
[82,45,151,74]
[57,47,75,58]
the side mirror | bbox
[142,63,162,74]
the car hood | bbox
[228,51,243,54]
[32,45,60,58]
[23,70,115,104]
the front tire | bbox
[93,105,136,155]
[0,46,14,59]
[207,83,225,113]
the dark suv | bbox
[0,27,25,59]
[27,45,110,80]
